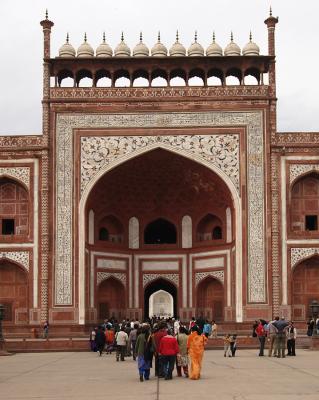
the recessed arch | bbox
[144,278,177,318]
[144,218,177,244]
[97,276,126,320]
[79,143,242,325]
[196,276,224,321]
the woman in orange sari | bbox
[187,325,208,380]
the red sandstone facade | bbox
[0,11,319,335]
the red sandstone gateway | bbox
[0,9,318,338]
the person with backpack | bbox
[255,319,266,356]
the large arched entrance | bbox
[196,277,224,321]
[81,147,239,324]
[97,277,125,321]
[292,256,319,320]
[0,260,29,324]
[144,279,177,319]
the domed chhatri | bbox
[77,33,94,57]
[58,33,76,57]
[206,32,223,56]
[169,31,186,56]
[224,32,241,56]
[188,31,204,56]
[114,32,131,57]
[242,32,260,56]
[96,32,113,57]
[151,32,168,57]
[133,32,149,57]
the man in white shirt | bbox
[115,327,129,361]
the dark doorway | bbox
[144,218,177,244]
[144,278,177,319]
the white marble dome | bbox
[206,32,223,56]
[77,33,94,57]
[96,33,113,57]
[114,32,131,57]
[224,32,241,56]
[169,31,186,56]
[151,32,168,57]
[133,33,149,57]
[58,33,76,57]
[188,32,204,56]
[242,32,260,56]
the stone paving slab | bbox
[0,350,319,400]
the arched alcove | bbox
[291,256,319,320]
[0,260,29,324]
[144,218,177,244]
[144,278,177,318]
[149,289,174,318]
[196,213,224,242]
[196,276,224,321]
[290,172,319,233]
[97,277,125,320]
[97,215,124,243]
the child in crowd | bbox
[230,334,237,357]
[223,334,232,357]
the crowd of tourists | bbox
[89,316,211,381]
[252,317,297,357]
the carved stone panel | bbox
[0,251,30,272]
[195,270,224,286]
[290,164,319,185]
[143,273,179,288]
[0,167,30,189]
[97,272,126,286]
[291,247,319,269]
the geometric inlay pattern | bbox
[0,167,30,189]
[289,164,319,184]
[0,251,30,272]
[291,247,319,269]
[97,272,126,286]
[195,270,224,286]
[143,273,179,288]
[55,111,265,305]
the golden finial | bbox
[140,31,143,42]
[158,31,161,42]
[66,33,69,44]
[194,30,198,42]
[230,31,234,42]
[84,32,87,42]
[103,32,106,43]
[121,31,124,41]
[270,6,272,16]
[45,9,48,20]
[176,30,179,42]
[213,31,216,42]
[249,31,252,41]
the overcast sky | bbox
[0,0,318,135]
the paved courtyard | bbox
[0,349,319,400]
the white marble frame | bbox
[54,110,266,323]
[0,159,39,308]
[281,156,319,305]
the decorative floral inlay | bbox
[143,273,179,287]
[0,167,30,188]
[291,248,319,268]
[97,272,126,286]
[195,270,224,286]
[0,251,30,272]
[81,134,239,194]
[290,164,319,185]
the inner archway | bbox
[144,278,177,319]
[292,256,319,320]
[149,289,174,318]
[196,277,224,321]
[97,277,125,321]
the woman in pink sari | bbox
[187,325,208,380]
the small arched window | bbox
[212,226,222,240]
[99,227,109,241]
[144,218,177,244]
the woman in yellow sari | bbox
[187,325,208,380]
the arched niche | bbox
[144,218,177,245]
[0,260,29,324]
[182,215,192,248]
[129,216,139,249]
[291,255,319,321]
[290,172,319,233]
[149,290,174,318]
[0,177,29,236]
[97,215,124,244]
[196,213,224,242]
[97,277,125,320]
[196,276,224,321]
[144,278,177,318]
